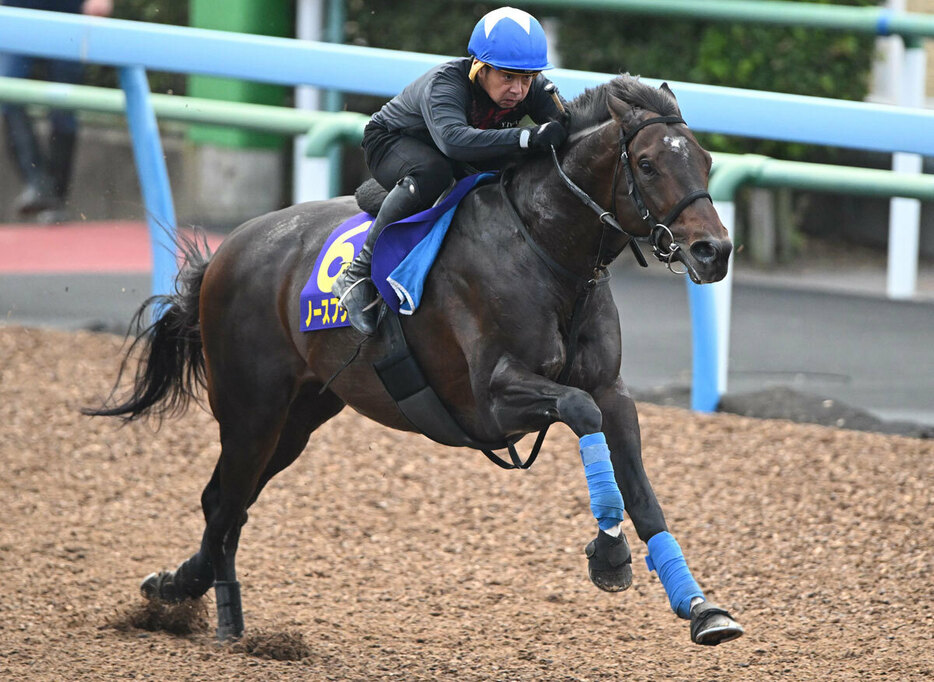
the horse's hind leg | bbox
[208,383,344,640]
[142,382,344,641]
[247,384,344,506]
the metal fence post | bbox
[887,37,926,299]
[687,200,735,412]
[118,66,178,309]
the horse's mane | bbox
[566,74,680,133]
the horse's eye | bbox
[638,159,654,174]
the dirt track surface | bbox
[1,326,932,681]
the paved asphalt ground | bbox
[1,221,932,431]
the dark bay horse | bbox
[88,75,743,646]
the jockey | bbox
[333,6,570,335]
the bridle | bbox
[550,114,712,275]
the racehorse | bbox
[87,75,743,646]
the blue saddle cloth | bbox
[372,172,496,314]
[299,172,495,332]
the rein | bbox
[548,146,648,269]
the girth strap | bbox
[374,312,512,452]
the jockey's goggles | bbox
[469,59,541,82]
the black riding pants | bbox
[362,123,471,210]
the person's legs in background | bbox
[0,51,58,217]
[39,57,84,223]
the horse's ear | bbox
[607,94,637,126]
[660,82,682,114]
[660,82,677,101]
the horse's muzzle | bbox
[679,237,732,284]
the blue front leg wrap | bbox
[579,433,625,531]
[645,531,705,619]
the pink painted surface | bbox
[0,221,225,274]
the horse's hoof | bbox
[140,570,184,603]
[690,601,744,646]
[140,571,168,601]
[585,529,632,593]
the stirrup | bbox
[336,276,380,335]
[336,275,374,308]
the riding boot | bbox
[332,176,423,335]
[2,108,55,215]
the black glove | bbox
[521,121,568,151]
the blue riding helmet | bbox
[468,6,553,72]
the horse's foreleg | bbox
[593,378,743,645]
[487,356,631,591]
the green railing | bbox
[710,153,934,202]
[0,76,368,157]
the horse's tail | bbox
[83,233,211,423]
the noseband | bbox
[550,114,712,273]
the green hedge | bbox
[82,0,882,160]
[559,0,881,159]
[346,0,882,160]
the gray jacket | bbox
[370,57,565,163]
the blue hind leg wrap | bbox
[646,531,705,619]
[579,433,625,531]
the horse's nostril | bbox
[690,240,718,264]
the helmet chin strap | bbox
[468,58,487,82]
